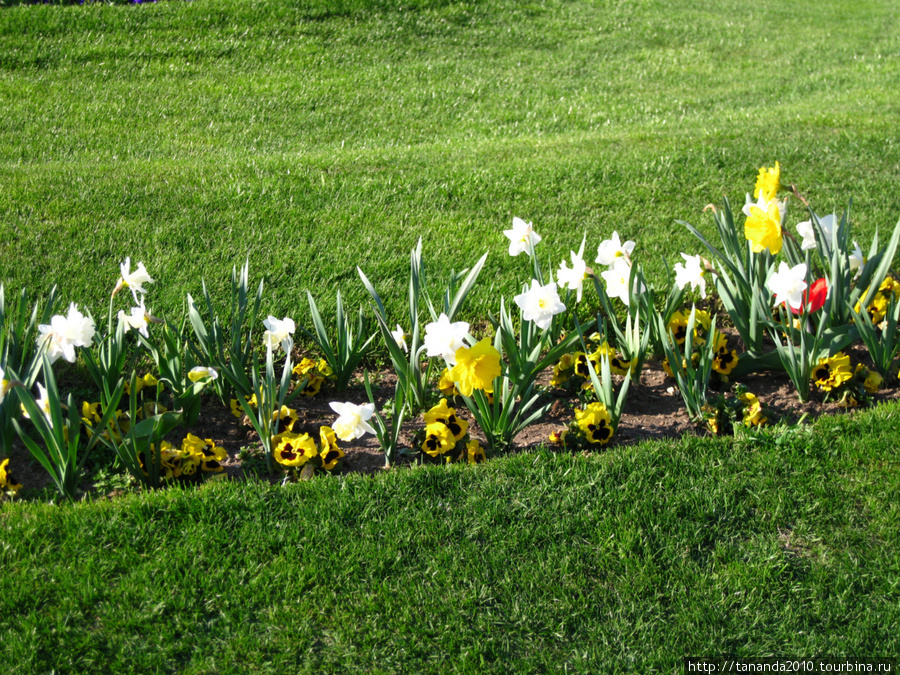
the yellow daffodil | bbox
[188,366,218,382]
[574,402,614,445]
[745,199,783,254]
[754,162,781,201]
[421,422,455,457]
[448,338,502,397]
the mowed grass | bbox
[1,1,900,670]
[2,402,899,672]
[0,0,898,325]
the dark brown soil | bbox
[4,346,898,500]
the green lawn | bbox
[2,402,899,672]
[1,0,899,670]
[1,0,898,324]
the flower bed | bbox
[2,163,899,501]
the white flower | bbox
[21,382,52,426]
[742,192,786,221]
[595,231,635,266]
[556,250,590,303]
[673,253,707,299]
[391,324,408,353]
[118,302,150,338]
[119,258,154,303]
[328,401,376,441]
[849,241,865,273]
[513,279,566,330]
[600,257,640,306]
[767,262,808,311]
[796,213,836,251]
[188,366,219,382]
[503,217,542,257]
[36,303,96,364]
[263,316,295,353]
[423,313,471,365]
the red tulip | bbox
[791,277,828,314]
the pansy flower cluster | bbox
[0,457,23,499]
[415,398,485,465]
[272,424,345,475]
[138,433,227,483]
[550,341,632,393]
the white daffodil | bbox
[423,313,471,365]
[328,401,376,441]
[21,382,52,426]
[391,324,409,353]
[742,192,786,221]
[767,262,808,311]
[188,366,219,382]
[513,279,566,330]
[36,303,96,364]
[118,257,154,303]
[796,213,836,252]
[118,301,150,338]
[595,231,635,267]
[673,253,707,299]
[849,241,865,273]
[503,217,542,257]
[556,250,591,303]
[263,316,295,353]
[600,257,641,306]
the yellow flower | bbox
[667,311,689,346]
[712,333,739,376]
[0,458,23,495]
[230,398,244,418]
[317,359,334,378]
[302,375,325,397]
[854,364,883,394]
[466,440,486,465]
[811,352,852,392]
[421,422,455,457]
[550,353,576,387]
[318,426,344,470]
[272,432,318,467]
[739,392,767,427]
[82,401,102,425]
[271,406,299,432]
[448,338,502,397]
[754,161,781,200]
[437,368,460,397]
[574,402,614,445]
[424,399,469,442]
[744,200,783,254]
[292,358,317,377]
[548,429,568,445]
[124,372,159,396]
[182,433,227,472]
